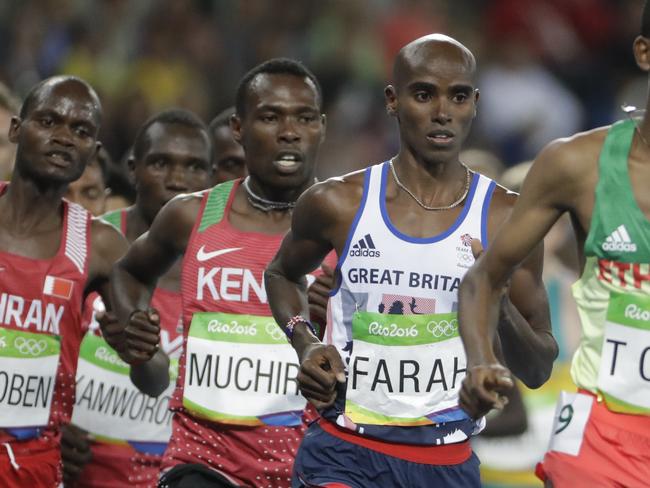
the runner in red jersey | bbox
[112,58,334,488]
[63,109,215,488]
[209,107,246,185]
[0,76,160,488]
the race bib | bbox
[548,391,593,456]
[72,333,176,443]
[0,327,60,428]
[345,311,468,426]
[597,292,650,414]
[182,312,305,426]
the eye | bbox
[189,160,207,172]
[75,126,91,138]
[299,114,317,124]
[150,159,166,170]
[414,91,431,103]
[260,113,278,123]
[452,93,469,104]
[40,116,53,127]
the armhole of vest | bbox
[480,179,497,248]
[100,209,124,235]
[584,121,630,255]
[197,180,236,232]
[329,166,373,297]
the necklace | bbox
[389,158,471,211]
[242,176,296,212]
[621,104,650,148]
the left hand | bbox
[459,363,514,419]
[101,308,160,365]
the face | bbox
[10,81,100,184]
[131,122,213,221]
[232,73,325,191]
[64,159,108,216]
[211,124,246,184]
[386,46,478,164]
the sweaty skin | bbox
[457,35,650,418]
[265,34,557,412]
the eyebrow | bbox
[407,81,474,93]
[255,104,319,113]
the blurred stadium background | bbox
[0,1,645,486]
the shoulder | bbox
[297,169,368,217]
[90,217,128,255]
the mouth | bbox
[272,151,304,174]
[44,150,73,167]
[426,130,455,146]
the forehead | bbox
[143,122,210,156]
[399,44,475,88]
[30,82,100,123]
[246,73,320,111]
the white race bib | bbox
[182,312,306,426]
[547,391,593,456]
[0,327,60,428]
[597,292,650,414]
[72,333,176,443]
[345,311,468,426]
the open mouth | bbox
[426,130,455,145]
[273,151,303,173]
[45,150,73,166]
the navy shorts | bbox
[292,423,481,488]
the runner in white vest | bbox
[265,34,557,488]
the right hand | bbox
[61,423,92,485]
[102,308,161,365]
[459,363,514,419]
[296,343,346,410]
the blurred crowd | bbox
[0,0,647,183]
[0,1,645,486]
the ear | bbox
[94,141,102,158]
[473,89,480,118]
[385,85,397,116]
[634,36,650,72]
[8,116,21,144]
[230,113,243,144]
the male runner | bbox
[457,5,650,487]
[64,110,214,487]
[0,76,159,487]
[64,147,112,217]
[209,107,246,185]
[112,58,334,488]
[264,34,557,488]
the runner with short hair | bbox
[111,58,334,488]
[65,109,214,488]
[264,35,557,488]
[0,75,159,487]
[458,5,650,486]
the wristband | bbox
[284,315,318,341]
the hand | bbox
[459,363,514,419]
[297,343,346,410]
[61,424,92,485]
[101,308,160,365]
[308,263,334,326]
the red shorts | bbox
[161,410,308,488]
[0,436,61,488]
[76,442,162,488]
[537,391,650,488]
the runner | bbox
[65,110,215,487]
[0,75,159,487]
[209,107,246,184]
[264,34,557,488]
[111,58,334,488]
[457,6,650,487]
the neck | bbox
[246,175,314,208]
[0,173,66,232]
[127,202,154,242]
[640,98,650,146]
[393,149,466,188]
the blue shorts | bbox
[292,423,481,488]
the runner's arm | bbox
[265,182,349,408]
[459,141,575,417]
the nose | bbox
[51,125,75,147]
[165,163,189,191]
[431,96,452,125]
[278,117,300,144]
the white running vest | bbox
[324,161,495,445]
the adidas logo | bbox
[350,234,381,257]
[602,224,637,253]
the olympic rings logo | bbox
[426,319,458,338]
[14,337,48,356]
[265,322,286,342]
[457,253,474,262]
